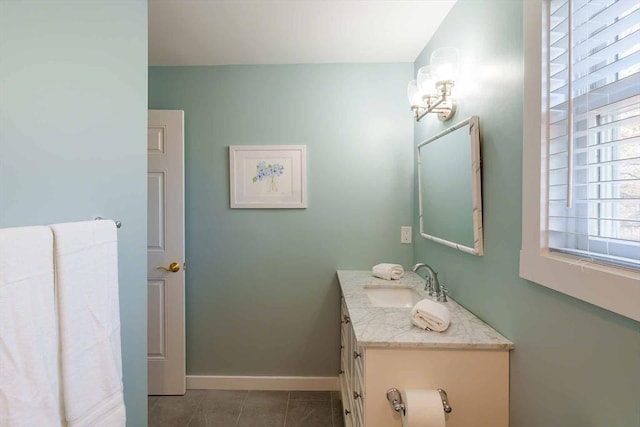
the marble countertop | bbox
[338,270,514,350]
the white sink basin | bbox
[363,285,424,308]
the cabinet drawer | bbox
[341,346,349,376]
[354,364,364,400]
[340,322,348,348]
[353,344,364,374]
[353,399,364,427]
[353,346,364,390]
[340,374,355,427]
[340,296,349,322]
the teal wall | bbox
[0,2,148,425]
[413,1,640,426]
[149,64,414,375]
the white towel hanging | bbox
[51,220,126,427]
[0,226,62,427]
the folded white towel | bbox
[0,226,62,427]
[51,220,125,427]
[410,298,451,332]
[372,263,405,280]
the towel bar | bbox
[94,217,122,229]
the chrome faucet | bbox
[411,263,448,302]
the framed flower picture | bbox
[229,145,307,209]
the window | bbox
[520,0,640,321]
[547,0,640,268]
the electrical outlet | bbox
[401,226,412,244]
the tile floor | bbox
[148,390,345,427]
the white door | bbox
[147,110,185,395]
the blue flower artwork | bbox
[252,161,285,192]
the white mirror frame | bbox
[417,116,484,256]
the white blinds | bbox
[545,0,640,268]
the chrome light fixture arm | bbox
[414,80,456,122]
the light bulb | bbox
[430,47,459,82]
[416,66,436,97]
[407,80,422,107]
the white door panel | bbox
[147,279,167,359]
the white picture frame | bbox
[229,145,307,209]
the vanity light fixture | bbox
[407,47,459,122]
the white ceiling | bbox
[149,0,456,66]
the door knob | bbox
[157,262,181,273]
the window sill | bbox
[519,249,640,322]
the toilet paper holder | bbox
[386,388,452,415]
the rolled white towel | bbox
[410,298,450,332]
[372,263,404,280]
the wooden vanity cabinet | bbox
[340,296,365,426]
[339,295,509,427]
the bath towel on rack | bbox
[51,220,125,427]
[0,226,62,427]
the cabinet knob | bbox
[339,370,344,375]
[344,409,351,416]
[353,391,362,400]
[343,315,350,324]
[353,351,362,359]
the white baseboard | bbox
[186,375,340,391]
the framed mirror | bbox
[417,116,483,255]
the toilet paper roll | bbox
[400,389,446,427]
